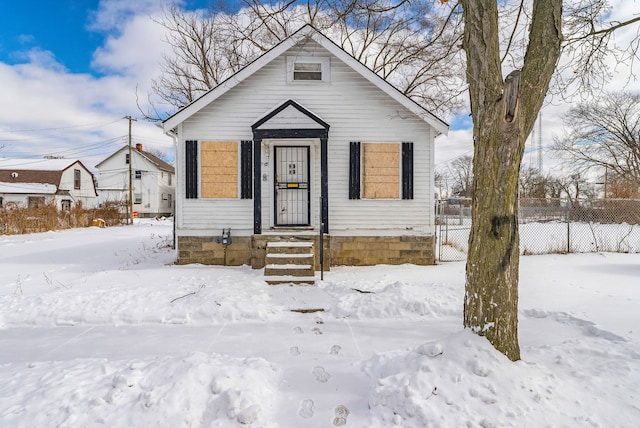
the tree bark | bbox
[461,0,562,361]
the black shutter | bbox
[349,141,361,199]
[240,140,253,199]
[402,142,414,200]
[185,140,198,199]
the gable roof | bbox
[0,159,94,188]
[163,24,449,136]
[95,146,175,173]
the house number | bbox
[288,163,296,175]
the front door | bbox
[274,146,310,226]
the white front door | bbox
[274,146,310,226]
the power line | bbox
[0,118,122,136]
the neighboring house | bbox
[0,159,98,210]
[162,24,449,271]
[95,144,175,218]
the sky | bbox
[0,0,638,177]
[0,0,206,167]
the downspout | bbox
[166,127,179,250]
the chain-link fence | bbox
[436,198,640,261]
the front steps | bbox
[264,241,316,285]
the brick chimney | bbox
[135,143,143,151]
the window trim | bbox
[286,56,330,83]
[74,169,81,190]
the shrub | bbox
[0,202,127,235]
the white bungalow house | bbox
[95,144,175,218]
[0,159,98,210]
[163,25,449,277]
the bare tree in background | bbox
[143,0,465,120]
[606,172,640,198]
[448,154,474,198]
[553,92,640,191]
[519,167,549,199]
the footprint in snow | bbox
[312,366,331,383]
[332,405,350,426]
[298,399,314,419]
[329,345,341,355]
[289,346,301,356]
[312,327,323,335]
[314,316,324,324]
[293,326,304,334]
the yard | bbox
[1,220,638,427]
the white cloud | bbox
[0,0,174,168]
[0,58,169,166]
[92,15,169,86]
[88,0,174,33]
[435,128,473,170]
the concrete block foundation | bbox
[176,234,436,268]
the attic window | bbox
[294,63,322,80]
[287,56,330,83]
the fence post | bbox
[566,205,570,254]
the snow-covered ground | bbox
[1,220,638,427]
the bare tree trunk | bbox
[461,0,562,361]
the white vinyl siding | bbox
[177,39,434,236]
[95,148,175,217]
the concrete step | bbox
[265,275,316,285]
[266,241,314,255]
[264,241,315,285]
[265,265,314,277]
[265,254,314,266]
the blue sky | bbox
[1,1,103,74]
[1,1,214,74]
[0,1,201,165]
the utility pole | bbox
[124,116,137,224]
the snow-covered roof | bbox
[0,158,79,171]
[0,181,57,194]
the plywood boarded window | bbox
[201,141,238,199]
[363,143,400,199]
